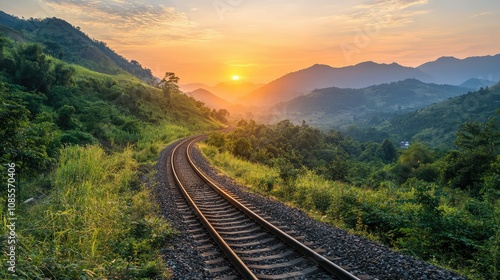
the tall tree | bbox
[159,72,179,101]
[442,118,499,197]
[14,43,55,92]
[381,139,397,162]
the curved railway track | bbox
[170,136,362,280]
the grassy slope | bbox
[0,32,220,278]
[199,143,499,280]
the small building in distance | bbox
[400,141,410,149]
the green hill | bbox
[0,30,218,169]
[0,11,155,82]
[273,79,468,129]
[0,15,221,278]
[383,84,500,148]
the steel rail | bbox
[186,137,361,280]
[170,137,258,280]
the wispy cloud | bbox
[350,0,429,27]
[42,0,220,45]
[336,0,430,63]
[470,11,494,18]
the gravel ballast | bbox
[153,139,467,280]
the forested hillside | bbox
[342,84,500,149]
[0,26,222,278]
[0,11,155,82]
[383,85,500,148]
[203,114,499,279]
[273,79,468,129]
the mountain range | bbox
[418,55,500,85]
[187,88,233,110]
[234,56,500,107]
[271,79,470,129]
[3,10,497,136]
[184,55,500,110]
[181,80,264,102]
[236,62,433,106]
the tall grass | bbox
[199,143,413,228]
[199,143,498,279]
[134,122,191,163]
[0,145,174,279]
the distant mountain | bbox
[459,78,497,90]
[0,11,155,82]
[0,11,18,28]
[237,62,433,107]
[272,79,469,129]
[181,81,263,102]
[210,81,264,102]
[383,83,500,148]
[180,83,211,93]
[418,55,500,85]
[188,88,232,110]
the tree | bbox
[57,105,80,130]
[273,157,298,183]
[396,143,434,183]
[0,34,7,61]
[442,119,499,197]
[0,93,55,171]
[327,154,350,181]
[398,143,434,168]
[211,109,229,123]
[233,137,252,159]
[159,72,179,102]
[381,139,397,162]
[455,120,499,154]
[14,43,55,92]
[53,62,75,86]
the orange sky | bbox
[2,0,500,84]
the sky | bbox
[1,0,500,84]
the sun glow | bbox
[232,75,240,81]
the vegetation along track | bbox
[170,136,361,280]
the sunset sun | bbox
[232,75,240,81]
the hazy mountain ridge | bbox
[237,62,433,106]
[460,78,497,90]
[418,54,500,85]
[182,81,264,102]
[234,54,500,108]
[0,11,155,82]
[271,79,469,129]
[188,88,233,110]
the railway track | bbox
[170,136,362,280]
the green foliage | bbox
[0,146,174,279]
[381,86,500,149]
[455,119,499,153]
[1,16,154,82]
[381,139,397,162]
[0,32,217,279]
[13,43,55,92]
[442,118,500,197]
[159,72,179,104]
[56,104,80,129]
[203,116,499,279]
[211,108,230,123]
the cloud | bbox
[355,0,428,10]
[350,0,429,27]
[42,0,220,45]
[470,11,494,18]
